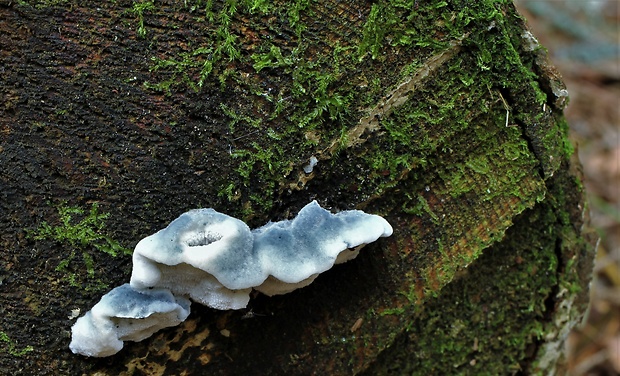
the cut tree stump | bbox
[0,1,596,375]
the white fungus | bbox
[130,208,256,310]
[303,156,318,173]
[252,201,393,295]
[69,284,190,357]
[70,200,393,357]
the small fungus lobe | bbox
[303,156,319,174]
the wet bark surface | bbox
[0,1,596,375]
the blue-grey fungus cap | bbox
[253,200,393,295]
[130,209,256,308]
[69,284,190,357]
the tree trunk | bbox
[0,1,596,375]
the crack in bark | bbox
[288,35,469,192]
[497,86,548,181]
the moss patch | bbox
[363,185,574,374]
[27,202,131,291]
[0,332,33,357]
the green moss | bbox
[143,0,252,93]
[286,0,311,36]
[130,0,155,38]
[220,103,263,131]
[251,45,295,72]
[140,0,357,204]
[28,202,131,290]
[357,3,394,60]
[145,47,216,93]
[356,0,509,59]
[361,143,593,375]
[138,0,525,210]
[13,0,69,9]
[365,202,563,374]
[354,0,569,202]
[0,331,33,357]
[217,182,239,202]
[556,116,575,158]
[402,194,438,223]
[379,307,407,317]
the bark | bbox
[0,1,596,375]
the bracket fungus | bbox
[70,201,392,357]
[69,284,191,357]
[251,201,393,295]
[130,209,256,310]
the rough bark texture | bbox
[0,1,596,375]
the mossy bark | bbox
[0,0,595,375]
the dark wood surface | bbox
[0,1,596,374]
